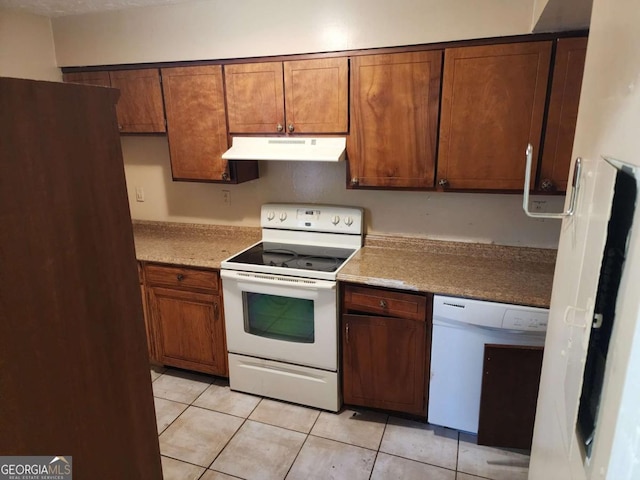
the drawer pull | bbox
[379,300,388,308]
[176,274,184,281]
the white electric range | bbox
[221,203,364,411]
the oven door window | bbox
[243,292,315,343]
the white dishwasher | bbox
[428,295,548,434]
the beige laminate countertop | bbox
[338,235,556,308]
[133,222,556,308]
[133,221,261,268]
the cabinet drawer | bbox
[144,264,219,292]
[343,285,427,321]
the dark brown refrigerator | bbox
[0,77,162,479]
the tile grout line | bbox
[367,415,390,480]
[282,430,310,479]
[203,399,258,473]
[156,370,517,480]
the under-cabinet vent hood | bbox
[222,137,346,162]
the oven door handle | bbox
[221,269,337,291]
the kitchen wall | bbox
[532,0,593,32]
[0,9,60,81]
[52,0,567,248]
[123,137,564,247]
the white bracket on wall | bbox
[522,143,582,219]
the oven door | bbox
[221,270,337,371]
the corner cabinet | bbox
[348,51,442,189]
[224,57,349,134]
[161,65,258,183]
[436,42,552,191]
[63,68,166,134]
[538,37,588,193]
[144,264,228,376]
[341,284,431,417]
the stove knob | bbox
[279,212,287,222]
[344,216,354,226]
[266,211,275,221]
[331,215,340,225]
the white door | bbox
[529,1,640,479]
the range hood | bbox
[222,136,346,162]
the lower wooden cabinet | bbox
[138,262,158,363]
[143,263,228,376]
[478,345,544,449]
[341,284,431,417]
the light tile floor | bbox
[151,367,531,480]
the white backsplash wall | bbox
[123,137,563,248]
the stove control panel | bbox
[261,203,363,234]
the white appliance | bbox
[221,203,363,411]
[222,136,346,162]
[429,295,549,433]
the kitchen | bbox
[1,0,638,479]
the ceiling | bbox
[0,0,193,17]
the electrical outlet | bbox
[222,190,230,206]
[135,186,145,202]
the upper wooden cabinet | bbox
[109,69,166,133]
[63,69,166,134]
[161,65,232,182]
[348,51,442,189]
[62,71,111,87]
[538,37,588,193]
[437,42,552,191]
[224,57,348,134]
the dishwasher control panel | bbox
[433,295,549,333]
[502,309,548,332]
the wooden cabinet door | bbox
[63,71,111,87]
[283,57,348,133]
[148,286,227,376]
[162,65,230,181]
[342,313,427,416]
[225,62,285,133]
[437,42,552,191]
[477,345,544,449]
[538,37,588,193]
[138,263,158,363]
[109,69,166,133]
[349,51,442,188]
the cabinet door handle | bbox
[379,300,387,308]
[176,274,184,281]
[539,178,555,192]
[345,323,349,344]
[213,302,219,319]
[288,123,295,133]
[276,124,284,132]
